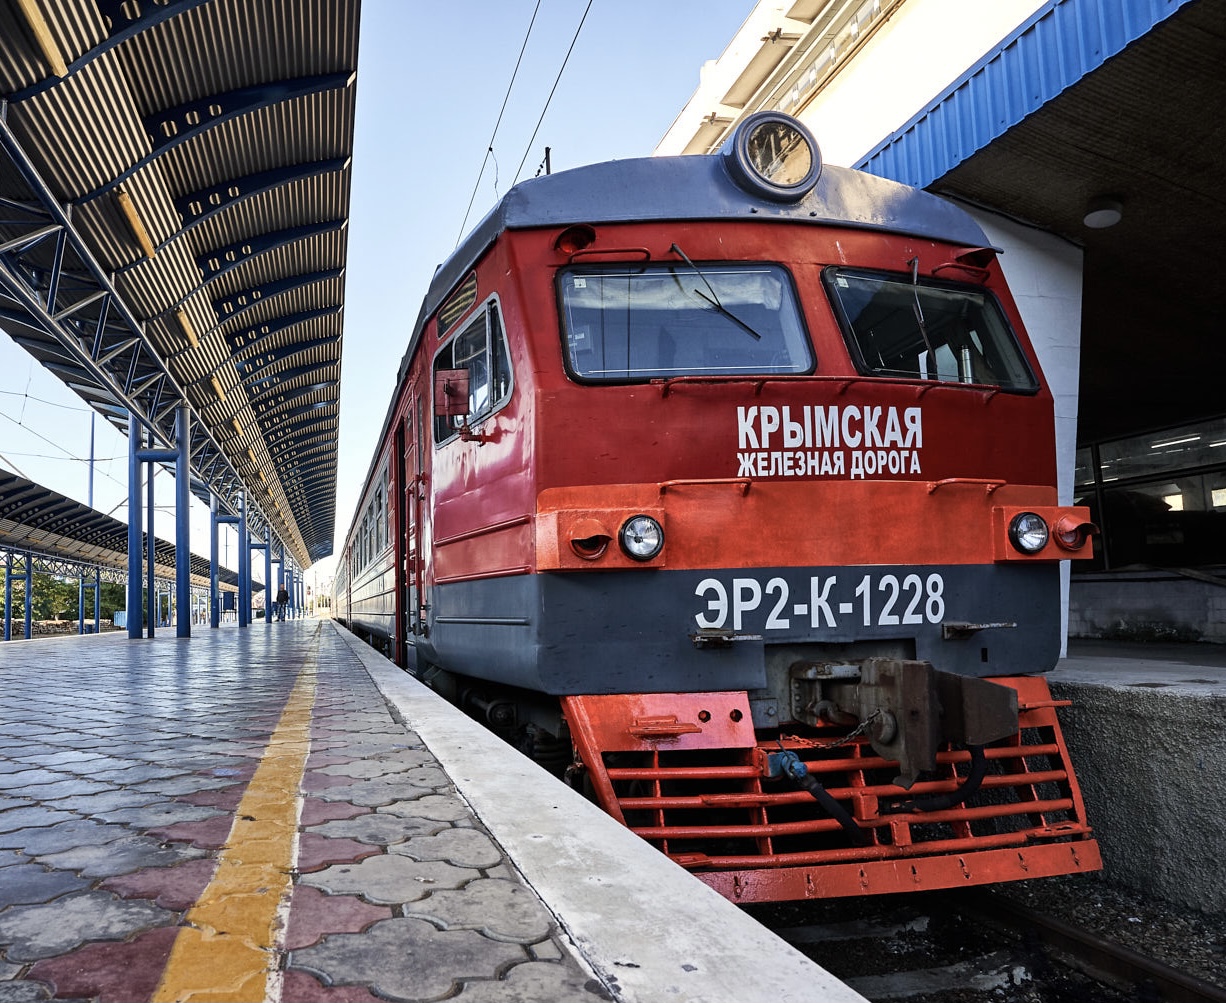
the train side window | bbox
[433,299,513,443]
[823,268,1038,392]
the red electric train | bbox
[335,112,1102,902]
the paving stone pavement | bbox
[0,621,611,1002]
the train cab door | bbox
[400,390,427,662]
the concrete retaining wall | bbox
[1051,667,1226,913]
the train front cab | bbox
[536,258,1097,894]
[411,114,1103,903]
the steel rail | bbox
[963,890,1226,1003]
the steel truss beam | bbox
[236,334,341,377]
[229,306,342,356]
[197,219,347,286]
[174,158,350,234]
[0,546,127,585]
[213,268,344,325]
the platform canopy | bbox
[0,0,360,567]
[0,469,242,590]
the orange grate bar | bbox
[562,676,1101,902]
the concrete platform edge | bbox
[330,622,865,1003]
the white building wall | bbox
[794,0,1048,167]
[657,0,1050,166]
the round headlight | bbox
[619,515,664,561]
[1008,512,1049,554]
[722,112,822,202]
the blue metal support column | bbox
[264,525,273,627]
[127,412,144,639]
[213,506,240,628]
[285,564,294,620]
[94,568,101,632]
[272,545,283,622]
[78,576,85,635]
[209,494,220,629]
[4,552,11,641]
[250,537,267,623]
[146,439,156,636]
[136,437,177,638]
[23,554,32,639]
[175,405,191,638]
[237,492,249,628]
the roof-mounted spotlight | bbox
[175,307,200,349]
[1083,195,1123,229]
[722,111,821,203]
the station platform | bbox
[0,620,860,1003]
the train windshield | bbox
[824,268,1038,391]
[559,263,813,381]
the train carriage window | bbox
[558,263,813,381]
[433,300,513,443]
[823,268,1038,391]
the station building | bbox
[658,0,1226,643]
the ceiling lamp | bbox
[1083,196,1123,229]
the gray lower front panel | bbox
[424,563,1061,695]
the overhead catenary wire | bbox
[0,408,126,492]
[0,387,91,412]
[455,0,544,246]
[512,0,594,186]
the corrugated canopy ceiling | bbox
[0,0,359,567]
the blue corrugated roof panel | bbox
[857,0,1199,186]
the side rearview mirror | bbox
[433,368,470,417]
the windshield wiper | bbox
[669,242,762,341]
[908,255,939,362]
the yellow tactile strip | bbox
[152,654,317,1003]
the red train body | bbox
[336,114,1101,902]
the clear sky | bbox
[0,0,756,591]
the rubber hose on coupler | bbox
[792,770,868,845]
[883,744,988,814]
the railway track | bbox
[753,886,1226,1002]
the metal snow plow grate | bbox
[562,676,1101,902]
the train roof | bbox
[426,154,991,326]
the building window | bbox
[1076,416,1226,570]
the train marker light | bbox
[554,224,596,255]
[619,515,664,561]
[1008,512,1049,554]
[1054,514,1098,551]
[569,517,611,560]
[722,112,821,203]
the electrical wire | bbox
[455,0,544,246]
[0,388,91,412]
[0,409,127,491]
[2,450,124,461]
[512,0,594,186]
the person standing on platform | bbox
[275,584,289,622]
